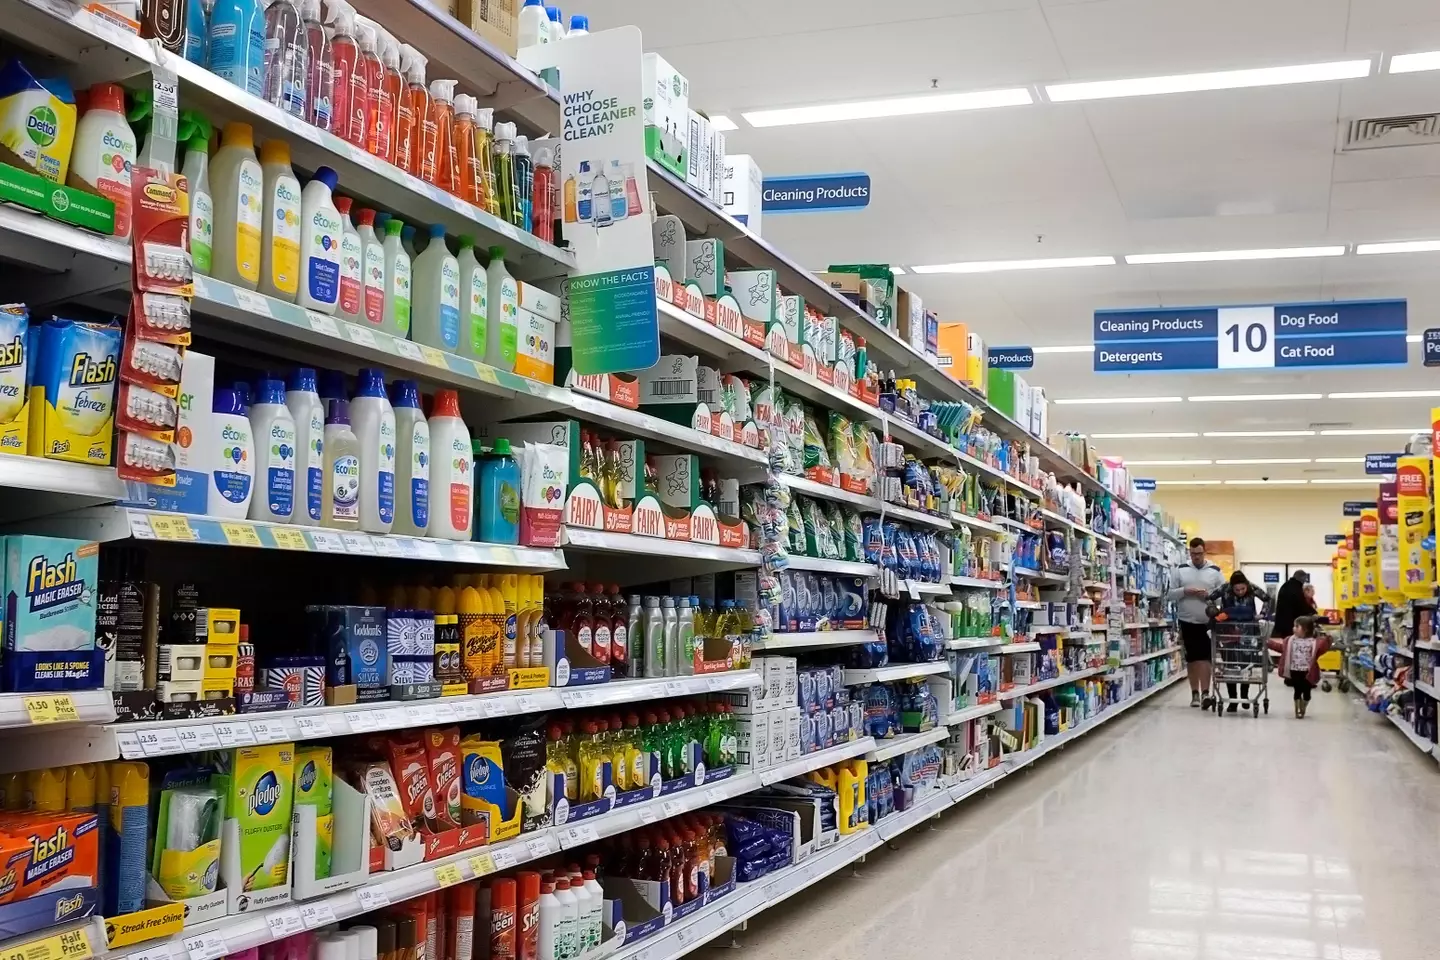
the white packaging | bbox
[247,379,297,523]
[641,53,689,164]
[297,166,343,313]
[71,85,137,239]
[427,389,473,539]
[517,280,561,323]
[350,369,396,534]
[710,126,726,204]
[390,380,430,537]
[763,656,792,708]
[772,708,791,761]
[736,712,772,770]
[723,154,763,235]
[336,199,364,323]
[208,388,254,519]
[652,214,687,281]
[286,368,325,524]
[411,225,461,351]
[684,239,722,297]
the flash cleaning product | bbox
[476,438,520,544]
[262,0,306,117]
[484,246,518,372]
[456,237,487,362]
[301,0,332,130]
[322,397,360,528]
[396,44,427,176]
[71,83,137,239]
[335,196,364,322]
[298,165,343,313]
[209,0,265,95]
[0,305,27,453]
[351,368,395,533]
[381,217,411,338]
[28,317,121,465]
[427,389,471,539]
[210,122,264,290]
[423,78,456,192]
[287,367,325,523]
[181,123,213,274]
[412,225,460,351]
[248,378,297,522]
[210,387,254,519]
[327,0,365,146]
[390,379,429,536]
[259,138,303,301]
[356,207,385,327]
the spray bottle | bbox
[424,79,457,193]
[475,108,498,216]
[209,0,265,95]
[375,29,403,163]
[453,94,480,206]
[262,0,307,118]
[326,0,367,148]
[531,142,554,244]
[179,112,214,275]
[513,135,533,232]
[357,22,388,160]
[491,121,517,225]
[301,0,332,131]
[395,44,428,176]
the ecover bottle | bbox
[390,379,429,537]
[298,165,342,313]
[484,245,518,371]
[261,0,306,117]
[286,367,325,524]
[355,207,385,326]
[381,217,412,338]
[210,388,254,519]
[350,368,395,533]
[334,196,364,322]
[248,378,297,522]
[426,388,472,539]
[411,224,459,351]
[321,398,361,528]
[259,138,303,302]
[181,127,213,275]
[456,236,487,362]
[209,122,264,290]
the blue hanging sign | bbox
[1365,453,1401,474]
[1342,500,1376,517]
[1263,572,1281,584]
[987,346,1034,369]
[1134,478,1157,491]
[1093,299,1407,373]
[1425,329,1440,366]
[761,173,871,213]
[1325,533,1344,544]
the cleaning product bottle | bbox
[474,108,498,216]
[327,0,366,147]
[676,596,695,675]
[322,398,361,528]
[298,165,342,313]
[537,879,560,960]
[262,0,306,117]
[210,122,264,290]
[259,139,303,302]
[248,378,297,522]
[476,438,520,544]
[606,159,627,222]
[412,225,460,351]
[301,0,332,130]
[209,0,265,95]
[183,0,208,64]
[286,367,325,524]
[531,143,555,244]
[642,596,664,678]
[381,217,411,338]
[355,207,385,326]
[390,379,428,536]
[455,237,487,363]
[491,121,517,224]
[402,223,419,260]
[517,0,548,48]
[210,388,254,519]
[395,44,427,176]
[661,596,679,677]
[484,246,519,372]
[513,134,533,231]
[374,29,402,162]
[590,161,611,227]
[567,13,588,35]
[71,84,137,239]
[357,23,389,159]
[453,95,480,205]
[427,389,472,539]
[180,118,213,274]
[334,196,364,322]
[546,6,565,42]
[423,78,456,193]
[350,368,395,533]
[497,573,518,668]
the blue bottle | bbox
[475,438,520,544]
[208,0,264,95]
[184,0,208,66]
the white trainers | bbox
[1191,691,1201,708]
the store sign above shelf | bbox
[1092,299,1408,373]
[1426,329,1440,367]
[761,172,871,213]
[987,346,1034,369]
[1343,500,1376,517]
[1325,533,1345,544]
[1365,453,1400,474]
[1134,478,1156,491]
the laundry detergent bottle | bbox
[259,138,303,301]
[350,368,395,533]
[248,378,297,522]
[381,217,411,338]
[390,378,429,536]
[210,122,264,289]
[484,245,518,371]
[286,366,325,523]
[322,397,361,528]
[210,388,254,519]
[456,236,487,363]
[71,84,136,239]
[412,224,460,351]
[355,207,385,327]
[476,437,520,544]
[427,388,472,540]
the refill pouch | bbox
[28,317,120,464]
[458,736,509,832]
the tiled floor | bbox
[705,682,1434,960]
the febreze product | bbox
[0,59,77,184]
[3,536,100,691]
[229,743,295,892]
[27,318,120,465]
[0,304,29,454]
[1399,455,1435,599]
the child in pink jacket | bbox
[1267,616,1331,719]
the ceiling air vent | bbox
[1341,114,1440,151]
[1308,421,1351,430]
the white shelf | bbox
[1119,646,1181,667]
[557,671,762,709]
[1385,710,1433,755]
[0,690,117,730]
[1393,647,1415,659]
[1088,623,1109,631]
[775,474,877,512]
[760,736,878,785]
[1007,671,1185,769]
[951,576,1007,590]
[951,513,1007,535]
[1415,680,1438,698]
[1416,639,1440,652]
[1027,625,1067,635]
[841,661,949,685]
[906,579,953,596]
[946,637,1005,651]
[883,502,953,530]
[565,528,761,567]
[944,701,1003,725]
[999,668,1103,700]
[865,726,950,763]
[1000,642,1042,654]
[1083,581,1111,591]
[784,556,879,577]
[752,630,878,651]
[1014,568,1068,582]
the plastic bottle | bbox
[531,143,554,244]
[427,389,472,539]
[286,367,325,524]
[301,0,332,130]
[357,23,389,159]
[381,217,412,338]
[567,13,588,35]
[626,595,643,677]
[536,879,561,960]
[496,573,518,668]
[333,196,364,322]
[181,128,213,275]
[517,0,548,48]
[452,96,480,205]
[484,246,518,371]
[423,79,457,193]
[475,438,520,544]
[474,108,498,216]
[412,225,460,351]
[208,122,264,289]
[551,877,578,960]
[455,236,488,363]
[566,867,593,955]
[546,6,565,42]
[71,84,137,239]
[590,161,611,227]
[298,165,343,313]
[661,597,679,677]
[623,162,642,216]
[676,596,695,675]
[374,30,403,162]
[209,0,265,95]
[262,0,306,117]
[320,398,360,521]
[327,0,366,146]
[248,378,297,522]
[353,207,385,327]
[512,135,533,232]
[183,0,208,65]
[642,596,664,678]
[606,160,626,222]
[402,223,419,259]
[585,582,609,667]
[390,379,429,537]
[209,388,254,518]
[350,368,395,533]
[259,139,303,302]
[395,44,427,176]
[491,122,517,224]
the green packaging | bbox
[229,744,295,891]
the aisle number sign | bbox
[1092,299,1408,372]
[1425,328,1440,366]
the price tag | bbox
[717,903,736,925]
[299,902,337,929]
[418,345,448,367]
[234,289,274,317]
[376,708,406,729]
[453,702,481,721]
[431,703,458,723]
[149,515,197,541]
[526,835,553,860]
[23,696,61,724]
[270,527,310,550]
[448,542,479,564]
[346,324,379,349]
[434,863,464,887]
[563,824,599,847]
[296,715,334,739]
[266,909,305,940]
[663,681,686,697]
[468,853,496,877]
[491,847,518,871]
[638,808,659,825]
[405,705,438,726]
[395,538,423,559]
[355,886,391,912]
[115,731,142,758]
[213,721,256,747]
[515,694,540,714]
[344,711,380,733]
[250,718,290,742]
[309,530,347,553]
[480,698,510,719]
[706,788,726,805]
[373,537,403,557]
[23,926,93,960]
[139,727,183,756]
[341,533,377,555]
[128,513,157,539]
[305,311,341,338]
[661,800,685,819]
[674,927,690,948]
[177,725,221,752]
[413,539,443,560]
[182,932,228,960]
[50,695,79,723]
[220,522,262,548]
[392,338,423,361]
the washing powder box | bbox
[3,536,102,691]
[723,155,763,235]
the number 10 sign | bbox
[1092,299,1408,373]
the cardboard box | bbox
[779,295,805,348]
[649,453,700,511]
[684,239,723,297]
[710,127,727,204]
[723,155,763,234]
[726,270,777,325]
[455,0,518,55]
[897,289,925,353]
[642,53,689,178]
[966,331,988,394]
[736,712,772,770]
[514,308,555,384]
[936,322,968,378]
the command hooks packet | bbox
[519,442,566,547]
[131,168,193,296]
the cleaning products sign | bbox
[1093,299,1408,373]
[761,173,871,213]
[548,27,658,375]
[987,346,1034,369]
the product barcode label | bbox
[309,530,346,553]
[306,310,340,338]
[345,324,379,349]
[138,728,182,756]
[115,731,142,758]
[563,824,599,847]
[452,702,482,721]
[341,533,377,555]
[234,290,273,317]
[431,703,458,723]
[646,379,692,397]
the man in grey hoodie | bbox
[1168,537,1226,708]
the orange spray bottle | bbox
[423,79,457,193]
[356,22,387,159]
[452,94,481,206]
[395,44,428,177]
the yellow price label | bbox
[148,515,196,541]
[2,926,95,960]
[220,522,262,548]
[468,854,496,877]
[471,361,499,385]
[434,863,464,887]
[23,696,59,724]
[418,345,448,368]
[271,528,310,551]
[50,695,78,723]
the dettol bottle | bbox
[248,378,297,522]
[427,389,472,539]
[381,218,412,338]
[334,196,364,322]
[298,165,342,313]
[390,379,429,537]
[210,122,264,289]
[484,245,518,371]
[321,398,361,528]
[412,224,460,351]
[258,139,303,301]
[350,368,395,533]
[286,367,325,524]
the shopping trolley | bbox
[1211,619,1272,718]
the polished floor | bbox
[708,682,1434,960]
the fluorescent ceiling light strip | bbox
[1188,393,1322,403]
[1052,396,1182,406]
[1031,344,1095,355]
[1089,432,1198,439]
[1356,240,1440,255]
[890,266,906,275]
[1214,458,1313,465]
[1315,457,1364,464]
[1045,59,1371,102]
[1408,334,1422,343]
[1389,51,1440,74]
[911,256,1115,274]
[1327,390,1440,400]
[1317,428,1421,436]
[1309,479,1378,485]
[1155,480,1222,486]
[1224,479,1310,485]
[1203,430,1316,438]
[1124,459,1213,466]
[708,115,739,131]
[1125,246,1345,265]
[743,88,1033,127]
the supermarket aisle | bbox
[712,686,1435,960]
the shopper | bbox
[1168,537,1225,708]
[1272,569,1317,638]
[1268,615,1330,718]
[1209,571,1272,712]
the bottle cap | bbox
[390,379,421,409]
[336,932,361,960]
[374,211,391,229]
[522,0,542,6]
[386,218,404,236]
[454,94,476,118]
[401,44,427,82]
[518,870,541,902]
[352,206,373,226]
[458,234,475,250]
[223,122,255,148]
[493,437,512,456]
[429,223,446,239]
[312,165,339,192]
[402,223,415,242]
[259,139,291,165]
[349,927,378,960]
[429,78,456,102]
[491,877,516,907]
[476,107,494,131]
[555,876,569,890]
[256,378,286,406]
[233,381,252,409]
[515,135,530,156]
[213,388,243,416]
[395,917,417,949]
[334,195,352,215]
[496,121,517,141]
[86,82,125,114]
[488,245,506,261]
[569,14,588,31]
[288,367,317,393]
[355,368,387,398]
[533,145,554,167]
[431,388,462,418]
[325,398,350,425]
[318,369,347,399]
[546,6,561,23]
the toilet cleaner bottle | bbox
[426,388,472,540]
[298,165,342,313]
[286,367,325,524]
[412,224,460,351]
[334,196,364,322]
[350,368,396,533]
[390,379,429,537]
[259,138,303,302]
[248,378,297,522]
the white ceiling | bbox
[584,0,1440,482]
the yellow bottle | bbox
[67,763,98,812]
[513,575,533,668]
[527,575,546,667]
[838,760,866,834]
[412,582,433,611]
[498,574,519,669]
[605,718,628,791]
[387,583,409,610]
[563,171,577,223]
[27,767,67,811]
[435,583,457,616]
[577,720,606,802]
[809,766,838,791]
[459,585,486,679]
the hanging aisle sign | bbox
[761,172,871,213]
[1092,299,1408,373]
[987,346,1034,369]
[1325,533,1344,545]
[1365,453,1401,474]
[1343,500,1376,517]
[1425,328,1440,366]
[1134,478,1157,491]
